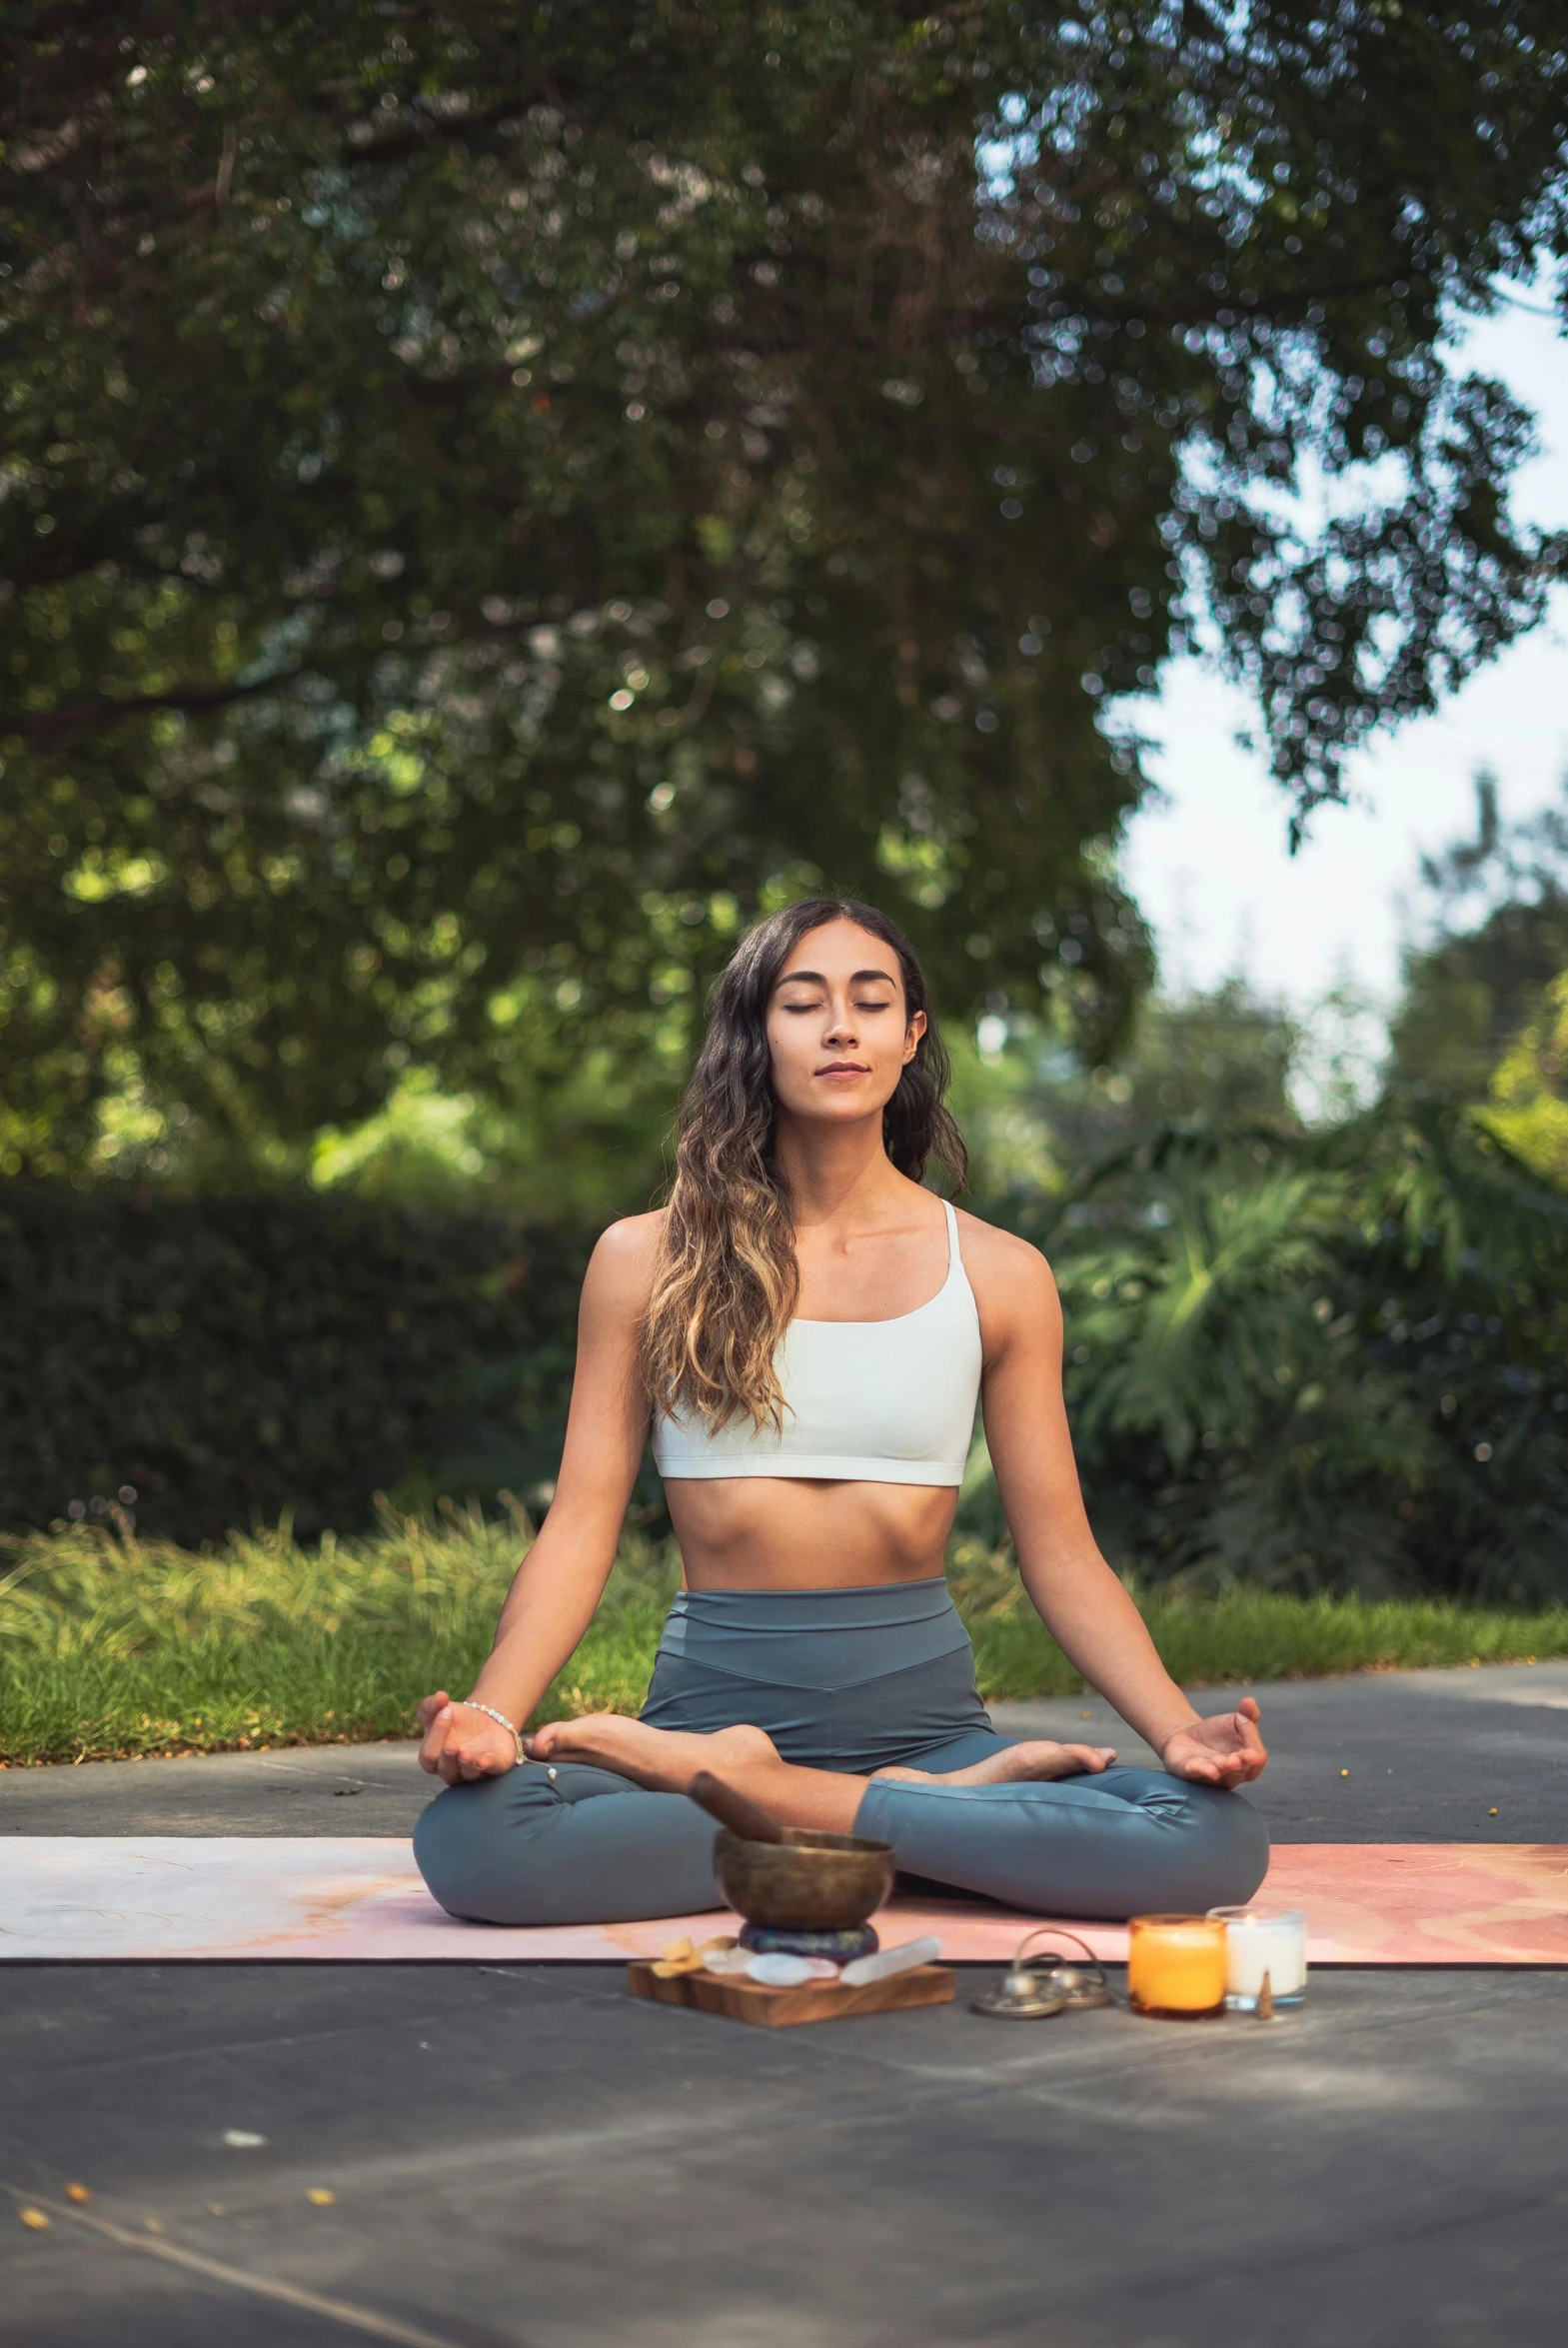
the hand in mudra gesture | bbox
[1160,1696,1267,1788]
[417,1691,518,1783]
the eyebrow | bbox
[776,967,898,988]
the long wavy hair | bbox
[641,898,968,1432]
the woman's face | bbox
[765,919,925,1131]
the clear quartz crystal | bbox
[746,1953,816,1986]
[839,1935,940,1986]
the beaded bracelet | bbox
[454,1698,525,1764]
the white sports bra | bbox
[652,1199,982,1487]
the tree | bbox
[1481,973,1568,1182]
[4,3,1566,1172]
[1390,772,1568,1107]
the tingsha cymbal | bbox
[969,1928,1114,2019]
[969,1968,1071,2019]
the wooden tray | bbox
[627,1958,954,2029]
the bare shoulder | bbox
[953,1207,1055,1288]
[953,1208,1060,1331]
[583,1209,666,1315]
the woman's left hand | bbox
[1160,1696,1267,1787]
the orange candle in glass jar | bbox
[1126,1914,1228,2018]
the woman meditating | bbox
[413,899,1269,1926]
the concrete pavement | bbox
[3,1661,1564,2346]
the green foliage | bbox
[976,1097,1568,1601]
[943,837,1568,1604]
[1482,972,1568,1183]
[1384,773,1568,1191]
[5,4,1567,1171]
[309,1058,674,1222]
[958,982,1299,1208]
[1390,776,1568,1102]
[8,970,1566,1591]
[955,1545,1568,1700]
[6,1509,1564,1763]
[0,1180,592,1543]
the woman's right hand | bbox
[417,1691,519,1783]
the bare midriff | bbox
[665,1475,957,1591]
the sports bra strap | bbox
[942,1197,959,1268]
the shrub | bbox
[0,1182,589,1543]
[979,1098,1568,1600]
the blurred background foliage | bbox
[5,1,1568,1174]
[945,777,1568,1603]
[5,779,1566,1599]
[3,6,1568,1599]
[0,1179,594,1543]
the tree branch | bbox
[18,668,300,750]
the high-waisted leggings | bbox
[414,1580,1269,1927]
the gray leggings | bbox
[414,1581,1269,1927]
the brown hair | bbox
[641,898,967,1431]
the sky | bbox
[1115,284,1568,1035]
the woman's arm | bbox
[418,1213,661,1784]
[965,1220,1265,1788]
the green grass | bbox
[945,1541,1568,1698]
[3,1511,1565,1766]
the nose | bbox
[822,1000,857,1047]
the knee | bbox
[413,1771,559,1924]
[1170,1784,1270,1909]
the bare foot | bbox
[872,1739,1117,1788]
[525,1712,780,1794]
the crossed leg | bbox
[525,1711,1118,1832]
[417,1716,1265,1927]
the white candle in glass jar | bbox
[1207,1906,1308,2007]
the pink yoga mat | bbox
[1,1839,1563,1963]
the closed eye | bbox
[778,995,896,1012]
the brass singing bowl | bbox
[713,1826,896,1931]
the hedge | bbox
[0,1182,591,1544]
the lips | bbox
[817,1063,869,1075]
